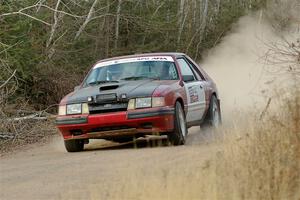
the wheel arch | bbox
[211,92,218,100]
[211,92,221,109]
[175,97,184,109]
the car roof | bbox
[95,52,186,64]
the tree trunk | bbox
[195,0,209,60]
[105,1,111,57]
[215,0,220,14]
[46,0,61,48]
[177,0,185,45]
[192,0,197,26]
[114,0,122,49]
[75,0,99,40]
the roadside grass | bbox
[214,90,300,200]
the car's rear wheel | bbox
[64,139,84,152]
[202,95,221,128]
[168,102,187,145]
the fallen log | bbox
[5,114,48,122]
[0,132,14,139]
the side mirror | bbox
[182,75,195,82]
[74,85,80,91]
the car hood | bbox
[65,80,174,104]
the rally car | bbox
[56,53,221,152]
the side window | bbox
[185,57,205,80]
[177,58,196,81]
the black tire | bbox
[64,139,84,152]
[202,95,221,128]
[168,102,187,145]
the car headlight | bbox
[58,103,89,115]
[127,97,165,110]
[66,104,82,115]
[136,97,152,108]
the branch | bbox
[6,114,48,122]
[0,4,51,26]
[19,11,51,26]
[0,133,14,140]
[0,70,16,89]
[259,98,272,120]
[0,2,87,26]
[0,42,22,55]
[40,4,86,19]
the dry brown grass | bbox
[214,88,300,200]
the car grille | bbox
[96,93,117,104]
[89,103,128,114]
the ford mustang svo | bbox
[56,53,221,152]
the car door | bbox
[177,58,206,123]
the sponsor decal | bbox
[188,86,199,103]
[94,56,174,69]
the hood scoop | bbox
[99,84,119,91]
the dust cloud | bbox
[202,12,299,121]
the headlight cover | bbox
[66,104,82,115]
[136,97,152,109]
[127,97,165,110]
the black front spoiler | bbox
[56,117,88,125]
[127,108,174,119]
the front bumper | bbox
[56,107,174,140]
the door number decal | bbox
[188,86,199,103]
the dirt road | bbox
[1,13,282,200]
[0,127,216,200]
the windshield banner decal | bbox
[94,56,174,69]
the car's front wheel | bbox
[64,139,84,152]
[168,102,187,145]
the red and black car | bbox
[56,53,221,152]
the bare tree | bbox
[177,0,185,45]
[215,0,220,14]
[46,0,62,48]
[114,0,122,49]
[75,0,99,40]
[185,0,209,55]
[0,59,18,114]
[195,0,208,59]
[192,0,197,26]
[264,38,300,76]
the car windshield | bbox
[84,60,178,86]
